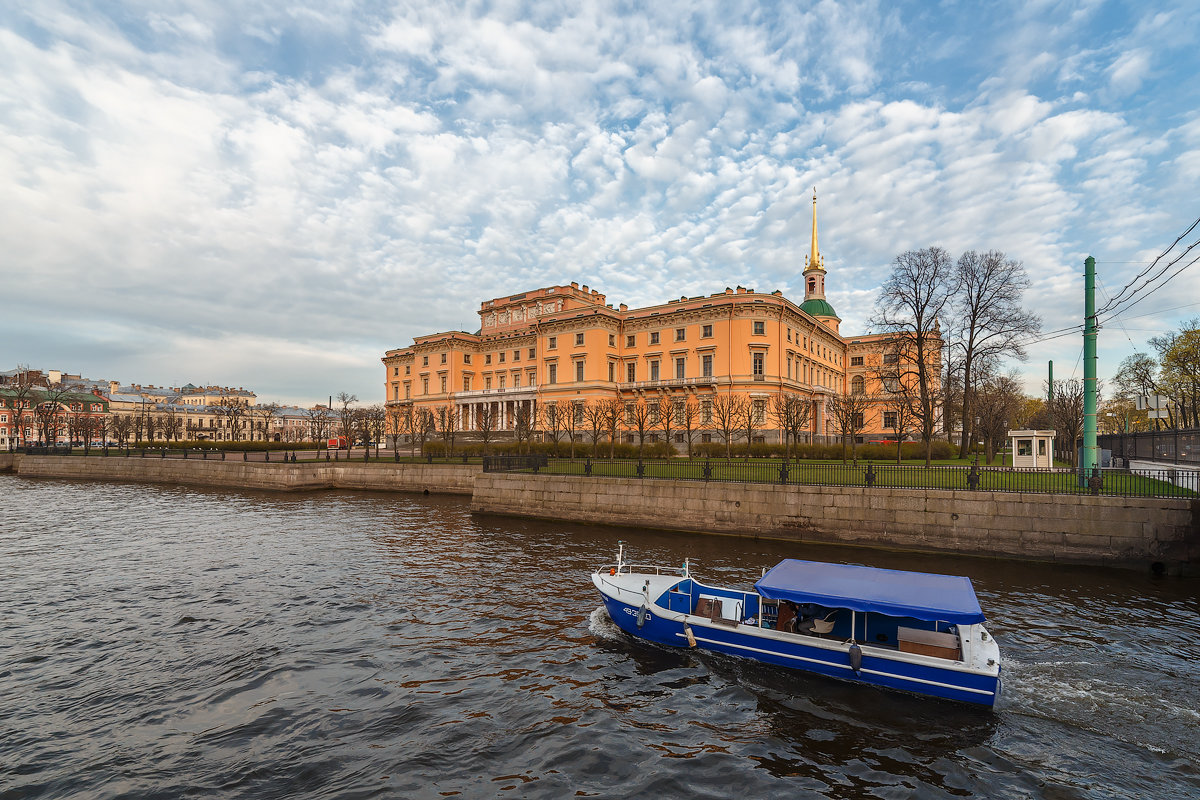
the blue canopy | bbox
[754,560,985,625]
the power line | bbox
[1096,215,1200,315]
[1101,250,1200,324]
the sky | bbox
[3,0,1198,407]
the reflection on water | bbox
[1,475,1197,799]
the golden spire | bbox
[809,187,823,272]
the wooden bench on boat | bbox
[897,626,961,660]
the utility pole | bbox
[1047,360,1053,403]
[1082,256,1098,475]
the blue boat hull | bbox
[600,594,1000,707]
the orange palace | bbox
[382,194,939,447]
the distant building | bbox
[383,192,942,448]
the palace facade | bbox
[382,194,940,447]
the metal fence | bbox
[1099,428,1199,466]
[14,446,485,465]
[484,457,1198,498]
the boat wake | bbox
[587,605,622,640]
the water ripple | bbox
[1,475,1198,799]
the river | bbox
[1,475,1197,799]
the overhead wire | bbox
[1096,215,1200,316]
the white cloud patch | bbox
[1,1,1197,402]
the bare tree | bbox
[111,414,133,447]
[35,386,71,445]
[973,371,1025,465]
[77,413,100,453]
[6,366,37,448]
[436,404,458,456]
[543,400,563,454]
[583,400,607,457]
[336,392,358,446]
[256,402,281,442]
[212,396,248,442]
[386,407,403,457]
[512,402,533,454]
[680,396,700,458]
[772,394,813,460]
[949,250,1041,458]
[415,408,436,456]
[738,397,767,460]
[826,389,871,463]
[881,391,917,464]
[476,403,496,455]
[365,405,386,456]
[871,246,955,467]
[710,394,745,459]
[655,396,676,456]
[305,406,331,447]
[628,398,652,457]
[1047,378,1087,467]
[564,400,582,459]
[162,406,183,442]
[601,398,622,458]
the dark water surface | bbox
[1,475,1198,799]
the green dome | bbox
[800,298,840,319]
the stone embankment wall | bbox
[5,454,474,495]
[471,473,1199,568]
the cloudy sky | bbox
[3,0,1198,406]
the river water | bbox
[1,475,1197,800]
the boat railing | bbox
[598,563,688,577]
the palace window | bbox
[485,377,492,389]
[851,356,863,366]
[440,353,447,364]
[498,375,505,389]
[575,333,584,346]
[609,334,615,346]
[701,399,712,424]
[753,352,764,378]
[440,376,447,393]
[548,337,557,350]
[675,357,685,379]
[702,354,713,377]
[650,361,659,381]
[463,377,471,392]
[702,324,713,338]
[883,411,897,429]
[675,328,685,342]
[422,378,429,395]
[499,352,506,363]
[529,348,535,359]
[513,373,520,388]
[627,334,636,347]
[851,376,865,394]
[627,362,636,382]
[575,360,585,382]
[753,400,765,424]
[650,331,660,345]
[406,366,411,375]
[548,364,557,385]
[485,354,492,365]
[422,356,429,366]
[513,350,520,361]
[753,321,765,335]
[464,354,471,364]
[883,353,899,364]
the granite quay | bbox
[3,453,1195,572]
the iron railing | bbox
[483,457,1198,498]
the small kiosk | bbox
[1008,429,1055,469]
